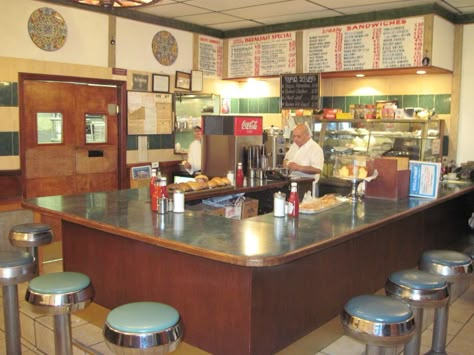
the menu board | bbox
[198,35,223,79]
[280,74,320,109]
[303,17,424,73]
[228,32,297,78]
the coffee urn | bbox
[263,127,286,169]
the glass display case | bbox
[174,94,220,154]
[313,119,445,178]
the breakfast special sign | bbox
[303,17,424,73]
[227,31,297,78]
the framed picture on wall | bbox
[152,74,170,93]
[175,71,191,90]
[132,73,149,91]
[191,70,203,92]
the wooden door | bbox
[21,80,120,198]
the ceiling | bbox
[45,0,474,36]
[134,0,474,31]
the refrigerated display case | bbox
[313,119,445,178]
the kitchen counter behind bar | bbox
[22,181,474,354]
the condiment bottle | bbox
[287,182,299,217]
[149,170,157,198]
[236,162,244,187]
[151,177,168,212]
[173,189,185,213]
[273,191,286,217]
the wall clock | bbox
[28,7,67,51]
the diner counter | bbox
[22,180,474,267]
[21,180,474,355]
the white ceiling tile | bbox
[222,0,325,19]
[257,10,343,24]
[185,0,281,11]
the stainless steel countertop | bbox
[23,180,474,267]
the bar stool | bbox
[9,223,54,272]
[419,250,473,355]
[103,301,183,354]
[25,272,94,355]
[341,294,415,355]
[385,269,449,355]
[0,251,36,354]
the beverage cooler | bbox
[202,115,263,178]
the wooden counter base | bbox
[62,195,468,355]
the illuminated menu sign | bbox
[303,17,424,72]
[228,32,297,78]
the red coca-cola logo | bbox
[241,120,258,130]
[234,116,262,136]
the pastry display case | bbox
[313,119,444,178]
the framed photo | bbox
[191,70,203,92]
[152,74,170,93]
[131,165,152,180]
[175,71,191,90]
[132,73,149,91]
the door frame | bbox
[19,73,128,196]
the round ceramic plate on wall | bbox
[28,7,67,51]
[152,31,178,66]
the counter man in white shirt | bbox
[284,123,324,196]
[183,126,202,175]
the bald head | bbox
[292,124,311,147]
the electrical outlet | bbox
[151,162,159,168]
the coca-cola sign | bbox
[234,116,263,136]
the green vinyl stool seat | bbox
[385,269,449,355]
[419,250,473,355]
[341,294,415,355]
[103,302,183,354]
[9,223,53,273]
[0,250,36,354]
[25,272,94,355]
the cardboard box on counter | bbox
[365,157,409,200]
[205,198,259,219]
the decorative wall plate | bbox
[152,31,178,66]
[28,7,68,51]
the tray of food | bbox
[299,194,348,214]
[167,174,233,194]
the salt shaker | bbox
[173,189,185,213]
[273,191,286,217]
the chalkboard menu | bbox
[280,73,320,109]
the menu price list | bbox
[280,74,320,109]
[198,35,224,78]
[228,32,297,78]
[304,17,424,73]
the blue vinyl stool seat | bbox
[0,250,36,354]
[419,250,473,355]
[103,302,183,354]
[9,223,53,274]
[385,269,449,355]
[341,294,415,355]
[25,272,94,355]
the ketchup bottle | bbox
[287,182,299,217]
[151,177,168,211]
[149,170,157,198]
[236,162,244,187]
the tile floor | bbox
[1,254,473,354]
